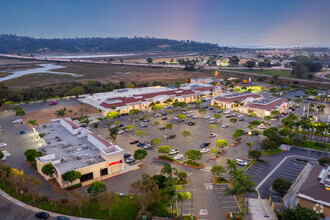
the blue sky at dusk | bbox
[1,0,329,45]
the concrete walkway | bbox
[0,188,94,219]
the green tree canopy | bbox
[87,181,107,197]
[248,150,262,160]
[105,111,118,120]
[165,123,173,130]
[62,170,82,185]
[151,138,161,146]
[184,149,202,161]
[24,149,42,162]
[158,145,171,155]
[216,139,228,150]
[272,177,292,195]
[41,164,55,177]
[211,165,225,177]
[134,149,148,161]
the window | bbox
[100,168,108,176]
[80,172,93,182]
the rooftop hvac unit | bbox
[82,144,89,149]
[88,158,95,164]
[76,155,82,160]
[67,147,74,152]
[98,153,102,158]
[61,157,69,162]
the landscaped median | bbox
[262,148,286,156]
[225,212,244,220]
[241,159,255,172]
[210,150,227,160]
[156,156,204,169]
[212,176,228,185]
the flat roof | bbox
[213,92,262,103]
[36,120,105,174]
[248,98,286,111]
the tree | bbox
[208,124,216,131]
[248,120,261,129]
[0,151,4,161]
[10,168,25,195]
[213,113,222,123]
[152,104,163,113]
[27,119,38,128]
[271,110,280,118]
[176,114,187,120]
[248,150,262,160]
[177,171,188,183]
[210,147,218,158]
[24,175,42,205]
[106,127,118,144]
[55,108,66,117]
[229,56,240,66]
[70,190,89,215]
[24,149,42,162]
[181,130,191,142]
[158,145,171,155]
[129,109,141,124]
[291,63,309,79]
[184,149,202,161]
[279,128,291,137]
[68,86,84,97]
[272,177,292,195]
[134,149,148,162]
[278,207,320,220]
[130,173,160,216]
[154,121,160,126]
[177,188,191,218]
[96,191,118,218]
[216,139,228,151]
[124,125,135,133]
[0,163,11,187]
[249,112,257,117]
[245,60,256,69]
[151,138,161,147]
[165,123,173,131]
[87,181,107,197]
[211,165,225,178]
[198,108,206,116]
[318,157,330,167]
[232,129,244,144]
[193,100,202,106]
[161,163,177,177]
[62,170,82,186]
[41,164,55,178]
[230,118,237,124]
[226,159,237,176]
[246,142,254,153]
[146,57,153,63]
[261,138,277,151]
[105,111,118,120]
[135,130,148,141]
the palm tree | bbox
[161,163,177,178]
[107,127,119,144]
[226,159,237,178]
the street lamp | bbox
[190,188,195,220]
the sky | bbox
[1,0,329,46]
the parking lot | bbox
[244,161,269,179]
[213,184,240,214]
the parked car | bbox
[200,142,210,148]
[187,114,193,117]
[166,134,176,139]
[257,125,266,129]
[209,107,214,110]
[209,133,217,138]
[13,119,22,124]
[130,140,139,144]
[0,143,7,148]
[238,114,244,118]
[20,130,25,134]
[154,113,161,118]
[226,115,232,118]
[169,149,179,155]
[192,115,198,119]
[209,120,216,124]
[174,154,184,160]
[187,110,193,113]
[243,129,249,134]
[144,144,154,149]
[118,130,124,134]
[35,212,49,219]
[200,149,209,154]
[236,159,248,166]
[162,117,167,120]
[137,142,146,147]
[222,124,229,128]
[55,216,70,220]
[49,101,57,106]
[144,119,151,122]
[159,126,165,130]
[161,112,167,116]
[217,110,223,113]
[187,121,195,126]
[223,110,230,114]
[204,115,210,119]
[118,124,124,128]
[231,114,237,117]
[126,157,135,163]
[210,117,215,120]
[123,153,131,158]
[140,122,148,127]
[238,118,244,121]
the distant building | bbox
[82,85,221,114]
[247,97,288,117]
[297,164,330,217]
[35,118,125,188]
[211,92,262,109]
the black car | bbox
[159,126,165,130]
[238,118,244,121]
[123,153,131,158]
[118,124,124,127]
[226,115,232,118]
[187,121,195,126]
[139,118,144,121]
[162,117,167,120]
[161,112,167,116]
[35,212,49,219]
[166,134,176,139]
[144,119,151,122]
[217,110,223,113]
[200,142,210,148]
[209,107,214,110]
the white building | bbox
[35,118,125,188]
[82,85,221,114]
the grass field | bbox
[0,72,12,77]
[2,62,213,87]
[326,74,330,79]
[221,68,292,78]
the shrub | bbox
[158,155,176,162]
[182,160,202,168]
[318,157,330,167]
[282,137,293,145]
[214,176,228,183]
[272,177,292,195]
[65,183,82,190]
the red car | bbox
[130,140,139,144]
[49,101,57,105]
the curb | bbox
[262,150,287,156]
[177,177,190,187]
[212,177,228,185]
[155,157,204,169]
[210,150,227,160]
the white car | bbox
[169,149,179,155]
[210,117,215,120]
[192,115,198,119]
[200,148,209,154]
[140,122,148,127]
[258,125,266,129]
[118,130,124,135]
[13,119,22,124]
[174,154,184,160]
[223,110,230,114]
[187,110,193,113]
[0,143,7,148]
[204,115,210,119]
[187,114,193,117]
[222,124,229,128]
[238,114,244,118]
[236,159,248,166]
[209,120,216,124]
[209,133,217,138]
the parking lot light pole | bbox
[190,188,195,219]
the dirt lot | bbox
[22,103,98,125]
